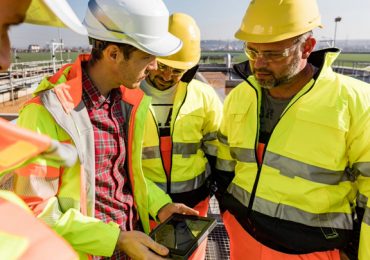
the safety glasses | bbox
[244,38,303,62]
[157,61,186,76]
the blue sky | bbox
[9,0,370,48]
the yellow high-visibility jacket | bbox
[14,55,171,259]
[217,49,370,259]
[141,68,222,208]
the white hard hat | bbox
[25,0,87,35]
[83,0,182,56]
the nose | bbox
[161,70,173,81]
[147,57,157,71]
[0,32,11,72]
[252,55,268,69]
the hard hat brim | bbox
[25,0,87,35]
[137,32,183,57]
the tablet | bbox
[150,214,217,259]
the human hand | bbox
[116,230,169,259]
[157,203,199,223]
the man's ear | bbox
[103,44,120,62]
[302,37,316,59]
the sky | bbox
[9,0,370,48]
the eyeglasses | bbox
[244,38,303,62]
[157,62,186,76]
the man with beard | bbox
[214,0,370,259]
[140,12,222,259]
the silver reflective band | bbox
[203,143,217,157]
[353,162,370,177]
[142,142,202,159]
[203,131,218,142]
[217,131,228,145]
[364,207,370,226]
[357,193,368,208]
[142,146,160,160]
[228,183,353,230]
[264,151,346,185]
[216,158,236,172]
[173,142,200,156]
[155,171,209,193]
[230,147,256,163]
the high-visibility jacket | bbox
[14,54,172,259]
[142,66,222,211]
[216,49,370,259]
[0,190,77,259]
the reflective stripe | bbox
[354,162,370,177]
[203,132,217,142]
[142,143,202,159]
[142,146,160,159]
[228,182,353,230]
[218,131,228,145]
[202,143,217,156]
[155,171,209,193]
[173,142,200,155]
[358,193,369,208]
[230,147,256,163]
[216,158,236,172]
[264,151,346,185]
[364,206,370,226]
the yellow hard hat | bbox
[25,0,87,35]
[157,13,201,70]
[235,0,323,43]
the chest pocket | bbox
[175,110,205,142]
[227,101,256,147]
[283,105,349,167]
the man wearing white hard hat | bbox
[214,0,370,259]
[13,0,198,259]
[0,0,86,259]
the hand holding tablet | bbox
[150,214,217,259]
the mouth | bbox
[255,72,272,79]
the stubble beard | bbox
[254,53,302,89]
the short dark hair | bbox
[88,38,139,66]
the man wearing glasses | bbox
[140,13,222,259]
[214,0,370,259]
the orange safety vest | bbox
[0,191,77,259]
[0,118,51,176]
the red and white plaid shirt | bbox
[82,68,137,259]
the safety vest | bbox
[0,190,77,259]
[218,49,370,258]
[14,54,171,259]
[141,70,222,208]
[0,118,51,176]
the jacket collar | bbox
[180,65,199,83]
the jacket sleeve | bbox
[201,84,223,161]
[347,86,370,260]
[15,103,120,258]
[214,94,235,197]
[146,177,172,221]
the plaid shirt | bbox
[82,68,137,260]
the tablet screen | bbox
[150,214,216,257]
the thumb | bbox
[145,236,169,256]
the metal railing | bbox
[0,59,70,104]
